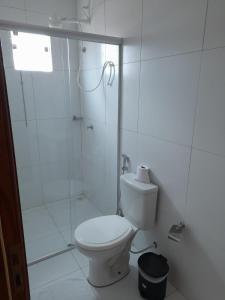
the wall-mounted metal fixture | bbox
[87,125,94,130]
[72,115,83,121]
[168,222,185,242]
[121,153,130,174]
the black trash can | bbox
[138,252,169,300]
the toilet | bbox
[74,173,158,287]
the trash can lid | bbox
[138,252,169,278]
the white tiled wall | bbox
[76,1,225,299]
[78,40,119,215]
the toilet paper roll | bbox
[135,164,151,184]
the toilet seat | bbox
[75,215,133,251]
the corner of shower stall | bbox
[0,26,120,267]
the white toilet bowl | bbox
[74,215,136,287]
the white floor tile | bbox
[47,199,71,231]
[28,252,80,290]
[25,231,66,263]
[31,269,96,300]
[166,291,186,300]
[72,249,89,269]
[22,206,58,241]
[82,254,177,300]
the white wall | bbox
[76,0,225,299]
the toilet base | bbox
[87,251,130,287]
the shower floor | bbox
[22,197,102,264]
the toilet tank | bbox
[120,173,158,230]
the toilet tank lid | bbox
[120,173,158,194]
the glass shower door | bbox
[1,30,80,264]
[1,29,119,267]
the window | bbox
[11,31,53,72]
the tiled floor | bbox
[30,250,186,300]
[22,198,102,263]
[22,199,186,300]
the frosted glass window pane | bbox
[11,31,53,72]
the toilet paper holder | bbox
[168,222,185,242]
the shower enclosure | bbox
[0,22,121,266]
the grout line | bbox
[182,41,205,223]
[136,0,144,140]
[192,145,225,159]
[201,0,209,50]
[30,269,81,293]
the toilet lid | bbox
[74,215,133,251]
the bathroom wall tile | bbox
[0,0,25,9]
[82,119,106,159]
[120,129,138,173]
[82,156,106,213]
[41,161,70,203]
[5,69,36,121]
[105,65,119,127]
[0,6,26,22]
[71,197,102,229]
[12,120,39,168]
[193,48,225,156]
[137,134,191,218]
[17,166,43,210]
[25,0,76,18]
[71,122,82,158]
[32,71,69,119]
[79,41,106,70]
[66,39,79,71]
[139,52,201,146]
[142,0,207,60]
[187,149,225,251]
[26,10,77,31]
[69,154,83,197]
[177,229,225,300]
[105,0,142,63]
[51,37,76,71]
[105,44,119,67]
[121,62,140,132]
[65,71,81,118]
[77,0,105,35]
[38,119,72,164]
[25,10,50,27]
[80,68,106,123]
[102,155,117,213]
[204,0,225,49]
